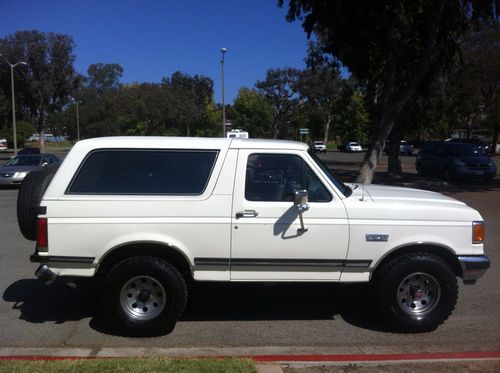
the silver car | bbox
[0,154,61,186]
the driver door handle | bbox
[235,210,259,219]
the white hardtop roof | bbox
[73,136,309,151]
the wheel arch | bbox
[371,243,462,279]
[96,241,193,280]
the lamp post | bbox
[0,54,28,156]
[75,100,82,141]
[220,47,227,137]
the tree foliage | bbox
[281,0,498,182]
[232,88,274,138]
[0,30,79,149]
[256,68,303,139]
[86,63,123,93]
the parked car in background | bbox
[0,153,61,186]
[18,147,41,155]
[0,138,7,152]
[416,142,497,181]
[312,141,327,153]
[399,141,414,155]
[343,141,363,152]
[449,138,490,153]
[384,140,414,155]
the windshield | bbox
[308,149,352,197]
[6,156,41,167]
[444,144,483,156]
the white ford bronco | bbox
[17,137,490,336]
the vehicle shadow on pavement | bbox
[3,279,409,335]
[180,282,400,333]
[3,278,98,324]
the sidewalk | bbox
[1,348,499,372]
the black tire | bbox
[17,170,55,241]
[103,256,188,337]
[372,252,458,332]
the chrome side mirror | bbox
[294,189,309,232]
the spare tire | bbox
[17,170,55,241]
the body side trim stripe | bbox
[194,258,372,271]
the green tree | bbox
[162,71,214,137]
[0,30,79,150]
[281,0,497,182]
[333,87,369,144]
[298,42,345,144]
[256,68,303,139]
[232,88,274,138]
[87,63,124,94]
[115,83,170,136]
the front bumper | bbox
[458,255,491,284]
[0,177,23,185]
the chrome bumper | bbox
[458,255,491,284]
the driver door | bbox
[230,149,349,281]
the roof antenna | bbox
[360,182,366,202]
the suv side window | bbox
[67,149,218,195]
[245,153,331,202]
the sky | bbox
[0,0,311,104]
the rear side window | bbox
[67,149,218,195]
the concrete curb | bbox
[1,347,499,363]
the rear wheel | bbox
[103,256,188,337]
[372,252,458,332]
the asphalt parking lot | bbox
[0,150,499,354]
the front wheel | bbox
[372,252,458,332]
[103,256,188,337]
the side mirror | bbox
[294,190,309,232]
[294,189,309,212]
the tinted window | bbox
[245,154,331,202]
[6,156,41,166]
[443,144,482,156]
[68,149,218,195]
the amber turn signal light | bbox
[473,221,484,244]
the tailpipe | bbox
[35,264,57,285]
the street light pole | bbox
[220,48,227,137]
[0,54,27,156]
[76,101,81,141]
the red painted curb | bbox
[0,351,499,362]
[250,351,500,362]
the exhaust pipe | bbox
[35,264,57,285]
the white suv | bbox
[18,137,490,336]
[312,141,327,153]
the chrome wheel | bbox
[397,272,441,318]
[120,275,167,321]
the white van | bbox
[226,129,249,138]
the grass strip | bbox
[0,357,257,373]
